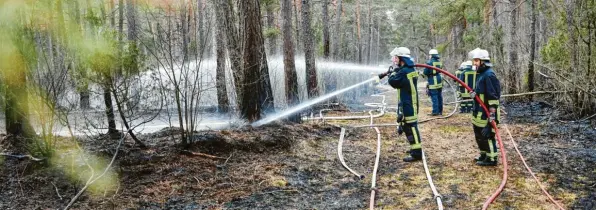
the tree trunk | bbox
[240,0,274,122]
[117,0,124,76]
[103,0,118,138]
[302,0,318,98]
[565,0,578,76]
[332,0,343,60]
[281,0,301,123]
[492,0,505,74]
[375,14,380,65]
[367,0,373,64]
[111,83,146,147]
[293,0,301,53]
[126,0,136,41]
[259,16,275,113]
[322,0,330,59]
[80,88,90,109]
[197,0,204,56]
[126,0,138,75]
[527,0,536,101]
[216,0,243,109]
[73,0,90,110]
[103,87,119,137]
[356,0,362,63]
[508,0,519,94]
[536,0,548,87]
[266,3,278,56]
[588,20,593,78]
[215,14,230,113]
[565,0,580,114]
[181,0,190,61]
[326,0,342,100]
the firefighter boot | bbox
[403,149,422,162]
[474,153,487,162]
[476,157,497,166]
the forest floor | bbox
[0,87,595,210]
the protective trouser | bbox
[460,97,473,113]
[429,88,443,114]
[473,125,498,161]
[403,122,422,157]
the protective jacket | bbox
[459,67,477,97]
[455,69,463,95]
[455,70,462,84]
[388,58,419,124]
[423,56,443,89]
[472,64,501,127]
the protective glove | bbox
[469,91,476,100]
[481,125,492,138]
[488,108,497,123]
[378,66,395,79]
[397,124,404,135]
[426,85,430,96]
[482,109,497,138]
[397,113,404,123]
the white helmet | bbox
[468,48,481,59]
[464,61,473,66]
[469,48,490,61]
[390,47,411,58]
[429,49,439,55]
[459,62,468,69]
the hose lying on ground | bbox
[308,94,388,121]
[336,83,449,210]
[369,127,382,210]
[422,150,444,210]
[335,65,565,209]
[337,128,365,179]
[415,64,508,210]
[336,93,389,180]
[502,121,566,210]
[350,79,459,128]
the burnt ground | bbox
[505,102,596,209]
[0,88,595,209]
[0,123,375,210]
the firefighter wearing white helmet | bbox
[454,62,465,110]
[390,47,411,57]
[378,47,423,162]
[468,48,501,166]
[458,60,476,113]
[423,49,444,116]
[454,62,466,103]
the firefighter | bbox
[458,61,475,113]
[423,49,444,116]
[378,47,422,162]
[469,48,501,166]
[454,63,464,110]
[455,64,463,94]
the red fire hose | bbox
[414,64,508,210]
